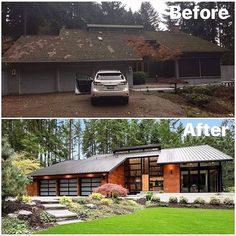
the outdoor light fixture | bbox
[170,170,173,175]
[11,69,16,76]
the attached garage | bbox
[39,180,56,196]
[59,179,78,196]
[80,177,101,196]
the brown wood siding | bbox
[26,181,38,196]
[107,164,125,186]
[163,164,180,192]
[142,174,149,191]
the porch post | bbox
[175,59,179,79]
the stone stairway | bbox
[38,198,82,225]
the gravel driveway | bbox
[2,91,184,117]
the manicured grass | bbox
[39,207,234,234]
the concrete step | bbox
[57,219,82,225]
[42,203,66,210]
[46,209,77,221]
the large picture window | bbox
[180,162,221,192]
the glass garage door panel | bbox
[40,180,56,196]
[80,178,101,196]
[59,179,78,196]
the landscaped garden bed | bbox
[150,84,234,116]
[2,187,234,234]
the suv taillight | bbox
[119,81,127,85]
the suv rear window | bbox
[97,73,124,80]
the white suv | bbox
[91,70,129,105]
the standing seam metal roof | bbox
[157,145,233,164]
[31,145,232,177]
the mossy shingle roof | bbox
[3,29,226,63]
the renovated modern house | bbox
[3,24,227,95]
[28,144,232,196]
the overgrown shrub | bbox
[99,198,113,206]
[133,71,147,85]
[209,197,221,205]
[2,217,30,234]
[151,195,160,203]
[39,211,56,223]
[59,196,73,206]
[182,86,216,96]
[185,93,210,107]
[225,187,235,192]
[93,183,128,198]
[179,196,188,204]
[193,197,205,205]
[89,193,104,201]
[17,195,32,204]
[146,191,153,201]
[169,196,178,204]
[223,198,234,205]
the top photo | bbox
[2,1,234,118]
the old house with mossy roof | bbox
[2,24,227,95]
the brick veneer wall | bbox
[108,164,125,186]
[163,164,180,192]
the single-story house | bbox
[2,24,227,95]
[27,144,232,196]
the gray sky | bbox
[97,0,168,29]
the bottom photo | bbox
[2,119,234,234]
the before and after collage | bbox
[1,0,235,235]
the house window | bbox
[80,177,101,196]
[59,179,77,196]
[180,162,221,192]
[40,180,56,196]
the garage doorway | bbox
[80,177,101,196]
[59,179,78,196]
[39,180,56,196]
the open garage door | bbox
[40,180,56,196]
[80,177,101,196]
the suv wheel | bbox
[123,97,129,105]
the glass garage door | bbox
[59,179,78,196]
[40,180,56,196]
[80,178,101,196]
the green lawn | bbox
[39,207,234,234]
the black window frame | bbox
[80,177,101,196]
[59,178,78,196]
[39,179,56,196]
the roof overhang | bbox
[157,145,233,165]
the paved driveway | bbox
[2,91,184,117]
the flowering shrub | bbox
[169,196,178,203]
[223,198,234,205]
[89,193,104,200]
[59,196,73,206]
[99,198,113,205]
[209,197,221,205]
[193,197,205,205]
[151,195,160,203]
[179,196,188,204]
[93,183,128,198]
